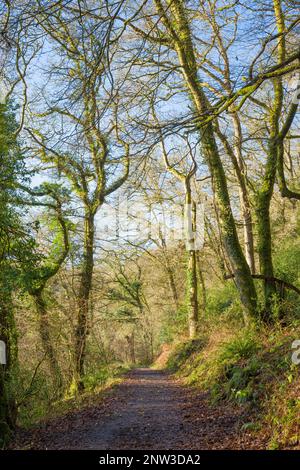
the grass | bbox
[164,317,300,449]
[17,362,131,428]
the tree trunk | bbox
[0,299,18,446]
[253,0,285,319]
[201,129,257,319]
[74,211,95,392]
[196,252,206,314]
[160,235,179,310]
[166,265,179,310]
[256,185,277,316]
[34,291,63,392]
[126,332,136,364]
[185,192,198,338]
[231,114,256,274]
[240,196,256,274]
[187,249,198,338]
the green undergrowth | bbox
[166,320,300,449]
[83,363,130,392]
[18,362,131,428]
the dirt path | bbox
[76,368,186,450]
[12,368,266,450]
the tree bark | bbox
[196,252,206,314]
[74,211,95,392]
[231,114,256,274]
[34,291,63,392]
[187,249,198,338]
[0,299,18,446]
[215,120,256,275]
[225,273,300,295]
[201,128,257,319]
[160,235,179,310]
[253,0,285,316]
[255,180,277,315]
[126,332,136,364]
[166,264,179,310]
[185,192,199,338]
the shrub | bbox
[206,283,237,317]
[159,305,189,344]
[166,338,207,372]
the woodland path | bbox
[12,369,265,449]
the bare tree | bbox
[23,2,130,391]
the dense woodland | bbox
[0,0,300,450]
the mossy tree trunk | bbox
[185,192,199,338]
[25,194,69,392]
[255,0,285,316]
[33,291,63,392]
[196,252,206,315]
[255,151,278,316]
[126,332,136,364]
[0,298,18,446]
[187,249,198,338]
[74,210,95,392]
[166,263,179,310]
